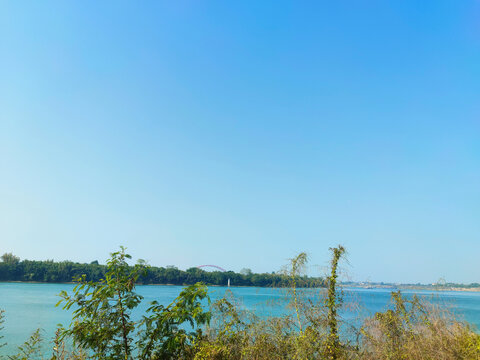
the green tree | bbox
[58,247,211,359]
[1,253,19,265]
[58,247,146,359]
[240,268,252,276]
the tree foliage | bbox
[57,247,211,359]
[58,247,146,359]
[0,254,323,288]
[0,253,19,265]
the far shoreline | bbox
[343,284,480,292]
[1,281,480,292]
[0,281,319,289]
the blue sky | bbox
[1,1,479,283]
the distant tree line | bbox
[0,252,324,287]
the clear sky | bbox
[1,1,479,284]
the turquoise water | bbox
[1,283,480,355]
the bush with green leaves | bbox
[58,247,210,359]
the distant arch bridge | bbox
[196,265,227,272]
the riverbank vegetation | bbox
[1,246,479,359]
[0,252,322,288]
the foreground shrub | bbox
[360,291,480,360]
[58,247,210,359]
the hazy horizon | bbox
[1,1,479,284]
